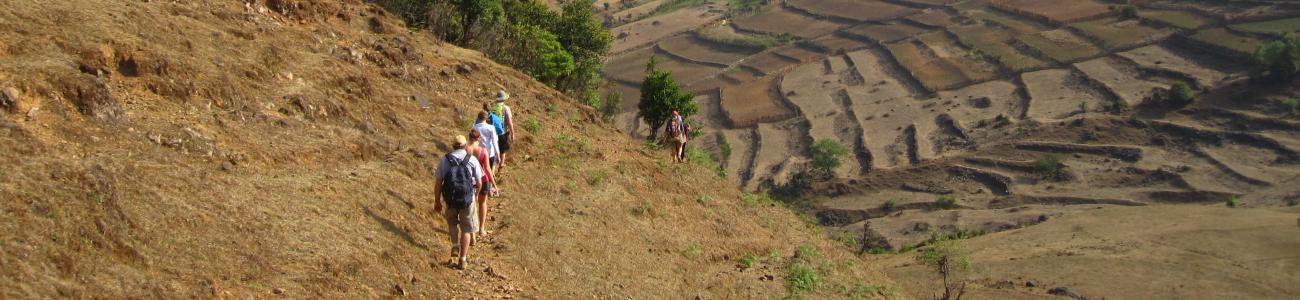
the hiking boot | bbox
[458,257,469,270]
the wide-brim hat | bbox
[494,90,510,102]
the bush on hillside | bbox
[600,90,622,121]
[936,196,957,209]
[1252,34,1300,83]
[809,139,848,177]
[1033,153,1065,176]
[1146,81,1195,108]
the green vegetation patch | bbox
[651,0,710,17]
[1191,28,1265,57]
[951,25,1050,71]
[1231,17,1300,35]
[1141,10,1211,30]
[1071,18,1165,49]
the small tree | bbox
[637,56,698,140]
[1119,4,1138,19]
[600,90,622,121]
[455,0,504,44]
[809,139,848,177]
[1252,34,1300,83]
[915,239,971,300]
[1170,81,1194,104]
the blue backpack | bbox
[441,154,475,208]
[489,113,505,134]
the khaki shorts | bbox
[444,203,479,233]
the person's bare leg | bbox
[477,194,490,236]
[458,232,472,269]
[447,220,460,264]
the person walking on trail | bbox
[483,102,506,174]
[473,111,500,174]
[492,90,516,171]
[665,111,689,163]
[467,130,499,241]
[433,135,483,270]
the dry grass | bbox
[0,0,893,298]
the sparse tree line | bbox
[369,0,612,105]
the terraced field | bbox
[841,23,928,44]
[1118,45,1232,88]
[1141,9,1214,30]
[967,9,1102,63]
[1022,69,1112,120]
[610,6,721,53]
[595,1,1296,298]
[991,0,1112,25]
[1188,28,1264,59]
[601,47,722,86]
[1229,16,1300,35]
[950,24,1051,72]
[1070,18,1172,50]
[719,75,795,127]
[785,0,918,22]
[732,6,848,39]
[657,35,758,66]
[1074,57,1172,108]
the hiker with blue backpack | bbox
[434,135,484,270]
[492,91,516,173]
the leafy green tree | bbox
[1119,4,1138,19]
[516,25,575,86]
[809,139,848,177]
[915,239,971,300]
[601,90,623,121]
[1253,35,1300,83]
[638,56,698,139]
[455,0,504,44]
[554,0,613,99]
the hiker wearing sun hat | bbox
[492,90,516,171]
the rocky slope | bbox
[0,0,891,298]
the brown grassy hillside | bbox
[0,0,892,298]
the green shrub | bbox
[1281,98,1299,115]
[936,195,958,209]
[767,249,782,264]
[1033,153,1065,175]
[786,262,821,294]
[809,139,849,176]
[741,191,775,207]
[631,200,654,216]
[739,254,758,269]
[880,199,897,212]
[715,132,732,160]
[600,90,622,121]
[1227,195,1239,208]
[682,242,703,258]
[522,118,541,133]
[1120,4,1139,19]
[914,239,970,300]
[587,170,607,186]
[695,195,712,204]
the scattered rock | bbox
[272,288,285,295]
[392,284,406,296]
[1026,280,1038,287]
[1048,287,1085,300]
[0,87,19,113]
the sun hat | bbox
[453,135,469,149]
[494,90,510,103]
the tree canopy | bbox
[1253,34,1300,83]
[638,56,698,139]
